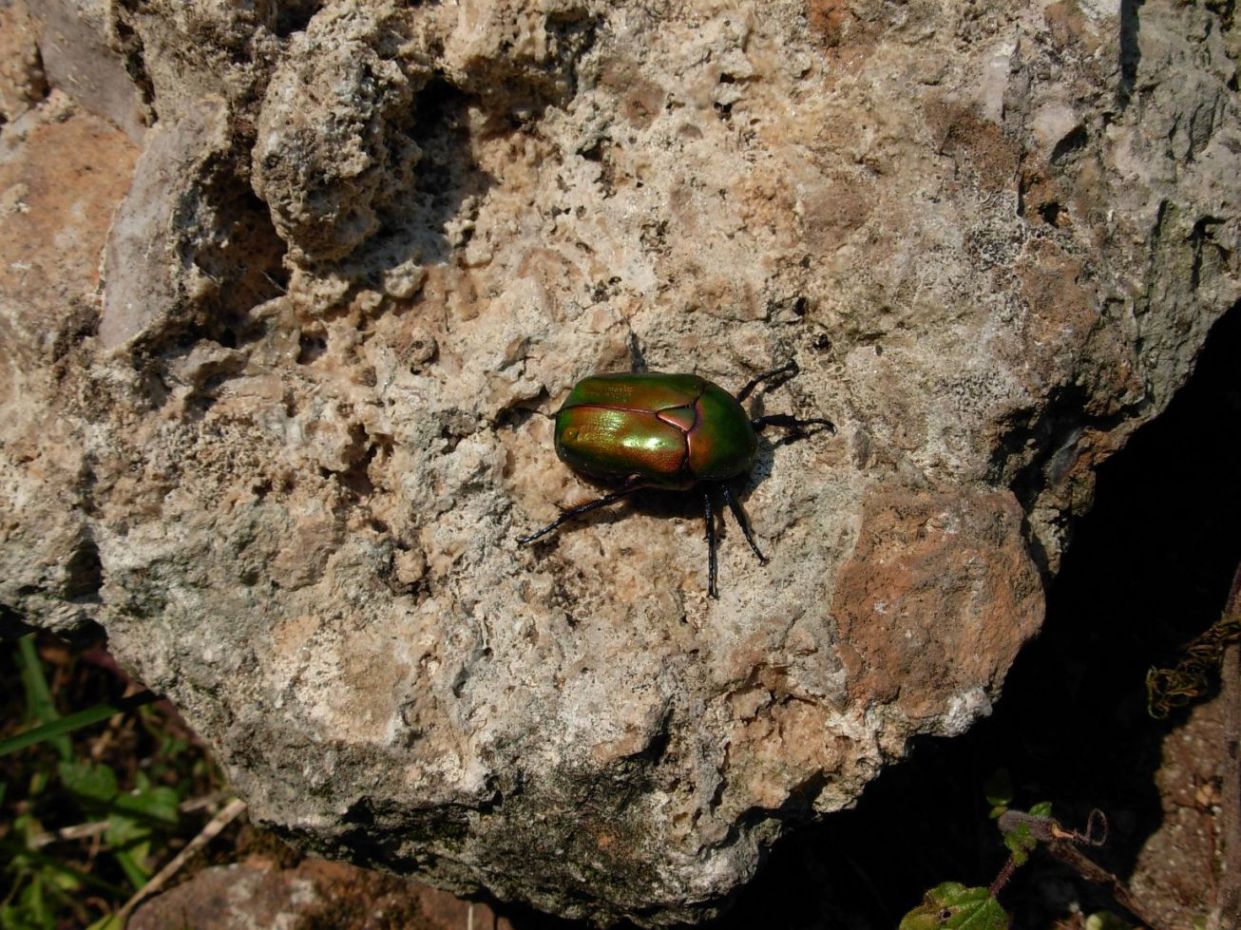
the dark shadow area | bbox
[507,298,1241,929]
[328,78,498,308]
[1118,0,1144,109]
[401,79,496,268]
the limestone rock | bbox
[2,0,1238,925]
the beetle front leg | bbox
[517,485,642,545]
[703,487,719,599]
[751,413,836,446]
[735,360,800,403]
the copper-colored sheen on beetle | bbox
[518,362,834,598]
[556,373,758,488]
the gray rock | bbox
[2,0,1238,925]
[27,0,148,141]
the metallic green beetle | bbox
[517,361,834,597]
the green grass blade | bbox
[6,845,129,898]
[16,635,71,762]
[111,847,150,891]
[0,692,160,759]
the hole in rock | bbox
[273,0,323,38]
[1038,201,1062,226]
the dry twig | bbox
[117,796,247,926]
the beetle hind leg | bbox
[721,483,767,564]
[517,485,642,545]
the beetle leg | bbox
[721,483,767,564]
[703,487,719,599]
[517,485,642,545]
[751,413,836,446]
[735,360,800,403]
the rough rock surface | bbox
[2,0,1238,924]
[129,857,514,930]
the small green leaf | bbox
[104,813,149,847]
[58,760,119,804]
[983,770,1013,815]
[84,915,123,930]
[111,844,151,890]
[1002,820,1037,858]
[18,875,53,930]
[899,882,1009,930]
[46,865,81,893]
[113,785,180,827]
[1029,801,1053,818]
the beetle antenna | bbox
[517,485,643,545]
[735,360,800,403]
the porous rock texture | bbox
[2,0,1239,924]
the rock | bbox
[27,0,148,141]
[1130,693,1233,930]
[0,95,139,634]
[2,0,1238,925]
[0,0,47,125]
[128,857,514,930]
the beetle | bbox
[517,360,834,597]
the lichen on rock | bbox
[1,0,1238,925]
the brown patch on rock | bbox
[1014,239,1143,416]
[1017,237,1095,341]
[724,695,848,811]
[1019,165,1074,230]
[1043,2,1102,56]
[807,0,849,47]
[0,104,138,324]
[833,485,1043,716]
[599,58,666,130]
[924,99,1021,191]
[806,0,878,62]
[797,170,876,255]
[129,857,514,930]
